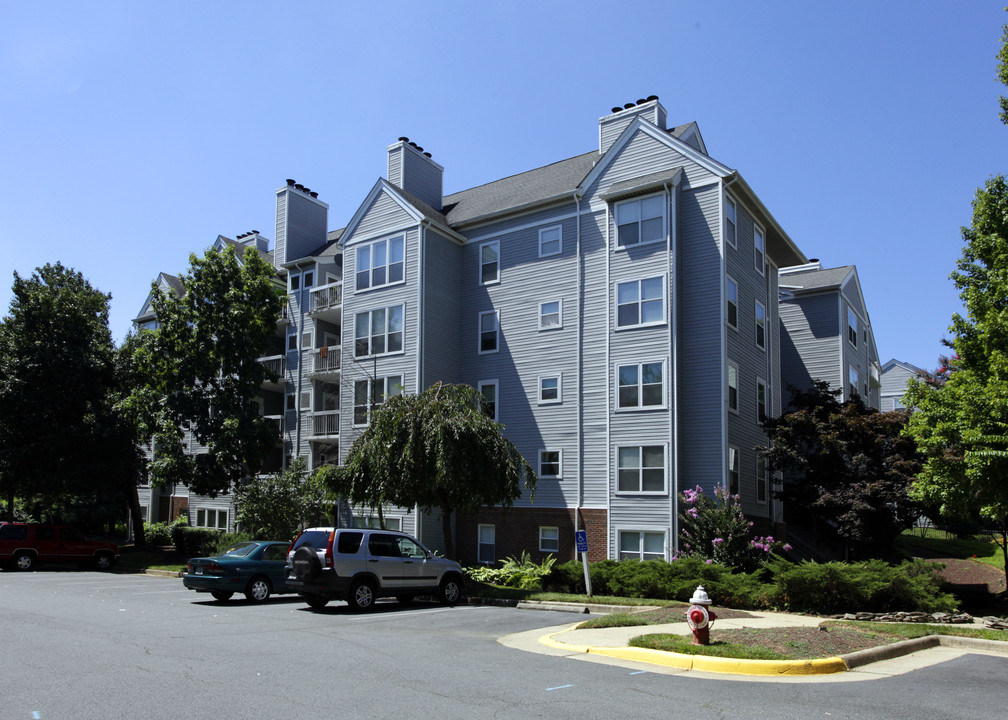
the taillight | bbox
[325,531,335,568]
[186,562,194,573]
[206,562,225,575]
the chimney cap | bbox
[398,136,409,142]
[286,178,295,186]
[423,152,432,158]
[294,183,304,191]
[611,106,623,113]
[252,230,259,234]
[624,102,635,109]
[636,98,647,105]
[647,94,659,102]
[309,191,318,198]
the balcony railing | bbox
[309,281,342,315]
[307,345,341,375]
[258,354,286,379]
[309,410,340,438]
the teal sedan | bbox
[183,541,291,602]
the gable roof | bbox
[778,265,854,292]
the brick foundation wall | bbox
[455,507,609,565]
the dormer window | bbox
[616,195,664,247]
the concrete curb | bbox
[516,600,658,615]
[540,624,1008,676]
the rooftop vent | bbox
[286,178,295,186]
[309,191,318,198]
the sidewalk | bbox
[498,602,1008,680]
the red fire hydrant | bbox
[686,585,717,645]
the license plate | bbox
[195,568,203,575]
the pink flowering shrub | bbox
[678,485,790,572]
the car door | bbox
[33,525,59,561]
[366,532,404,591]
[397,535,437,591]
[58,527,92,561]
[260,543,289,590]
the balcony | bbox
[308,281,342,321]
[258,354,286,387]
[308,410,340,438]
[306,345,341,377]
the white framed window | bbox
[539,526,559,553]
[617,361,664,410]
[480,241,500,285]
[539,374,561,404]
[616,276,665,328]
[478,379,498,421]
[356,235,405,292]
[756,453,768,503]
[618,530,665,561]
[301,329,313,350]
[478,524,495,564]
[615,194,664,247]
[354,305,404,357]
[617,445,666,494]
[289,274,300,292]
[539,450,561,478]
[756,377,767,423]
[728,361,739,413]
[353,515,402,531]
[195,508,228,530]
[287,332,298,352]
[286,392,296,411]
[478,310,499,354]
[539,225,562,257]
[353,375,403,426]
[726,276,738,330]
[755,300,766,350]
[754,224,765,276]
[728,446,740,495]
[539,300,562,331]
[848,308,858,347]
[302,270,314,289]
[849,366,859,399]
[300,388,312,411]
[725,195,737,248]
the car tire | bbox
[94,551,115,571]
[439,575,462,605]
[245,576,272,603]
[211,591,234,602]
[303,593,328,610]
[13,551,34,572]
[292,546,322,581]
[348,578,376,611]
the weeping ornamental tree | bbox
[323,382,536,560]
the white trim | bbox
[538,299,563,331]
[539,449,562,479]
[614,527,668,561]
[477,309,500,355]
[354,234,407,294]
[479,240,501,287]
[352,304,407,359]
[613,192,667,250]
[614,444,668,495]
[615,274,667,330]
[538,373,562,405]
[615,359,667,411]
[477,379,499,421]
[538,224,563,258]
[538,526,559,553]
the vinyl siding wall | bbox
[779,292,840,403]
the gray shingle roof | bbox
[779,265,853,291]
[442,151,600,226]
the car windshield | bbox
[292,530,331,551]
[220,543,259,558]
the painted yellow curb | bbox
[539,626,847,675]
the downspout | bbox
[417,220,427,542]
[574,191,584,550]
[605,202,612,560]
[666,180,678,554]
[720,173,740,495]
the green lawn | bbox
[895,529,1004,572]
[116,548,187,573]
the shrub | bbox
[204,531,257,556]
[143,522,172,546]
[770,558,957,613]
[172,525,227,558]
[465,552,557,590]
[678,485,790,571]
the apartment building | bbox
[777,262,881,410]
[138,97,808,562]
[880,358,925,411]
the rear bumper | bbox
[182,574,244,592]
[285,571,351,599]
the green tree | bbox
[322,382,536,559]
[905,175,1008,583]
[233,459,330,540]
[127,246,283,497]
[998,13,1008,125]
[0,263,144,527]
[764,381,922,558]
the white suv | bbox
[285,527,465,611]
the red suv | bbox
[0,523,119,571]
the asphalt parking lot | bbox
[2,570,1006,720]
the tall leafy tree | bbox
[0,263,143,525]
[233,459,330,540]
[904,24,1008,582]
[764,381,922,558]
[128,246,283,497]
[905,176,1008,582]
[322,382,536,559]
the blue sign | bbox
[575,530,588,553]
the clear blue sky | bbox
[2,1,1006,372]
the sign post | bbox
[575,530,592,597]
